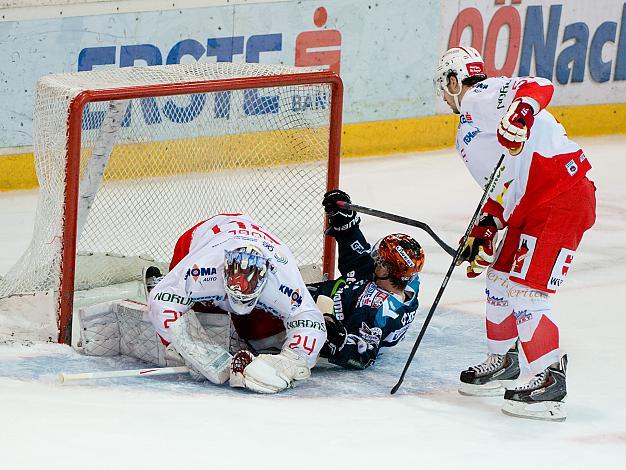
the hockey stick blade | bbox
[390,154,506,395]
[58,366,190,384]
[336,201,456,257]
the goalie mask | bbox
[371,234,425,285]
[224,246,271,315]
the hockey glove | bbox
[236,348,311,394]
[322,189,360,234]
[328,324,381,370]
[498,98,535,154]
[320,313,348,358]
[229,349,255,388]
[457,213,502,278]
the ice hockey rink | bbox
[1,135,625,469]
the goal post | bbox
[0,63,343,344]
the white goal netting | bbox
[0,62,340,342]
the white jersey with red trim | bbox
[147,214,326,368]
[456,76,591,226]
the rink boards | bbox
[2,0,626,190]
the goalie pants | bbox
[485,177,596,374]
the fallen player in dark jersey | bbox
[308,190,425,370]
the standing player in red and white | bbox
[434,47,596,420]
[147,213,327,394]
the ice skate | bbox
[501,355,567,422]
[459,342,520,396]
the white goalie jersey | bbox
[147,213,326,368]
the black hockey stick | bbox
[390,153,506,395]
[336,201,456,257]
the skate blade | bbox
[458,379,518,397]
[501,399,567,422]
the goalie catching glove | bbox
[457,212,503,278]
[229,348,310,394]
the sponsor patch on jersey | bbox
[496,80,511,109]
[191,294,224,303]
[279,284,302,307]
[350,240,366,254]
[463,129,481,145]
[273,250,288,264]
[372,294,386,309]
[510,234,537,280]
[472,82,488,92]
[579,153,587,162]
[357,282,389,309]
[400,309,416,326]
[513,309,533,325]
[184,264,218,282]
[565,159,578,176]
[547,248,575,291]
[256,301,281,317]
[153,291,193,306]
[332,291,344,320]
[486,288,508,307]
[459,112,473,125]
[286,319,326,332]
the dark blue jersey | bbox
[309,224,420,369]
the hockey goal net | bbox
[0,63,342,344]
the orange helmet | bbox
[371,234,424,282]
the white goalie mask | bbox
[434,47,486,110]
[224,246,271,315]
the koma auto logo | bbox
[184,264,217,281]
[279,284,303,306]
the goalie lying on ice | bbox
[80,213,326,394]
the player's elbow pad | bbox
[514,79,554,113]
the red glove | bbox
[457,214,502,278]
[498,99,535,154]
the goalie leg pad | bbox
[242,348,310,394]
[169,310,232,384]
[78,302,121,356]
[78,300,174,366]
[115,301,171,365]
[196,312,231,351]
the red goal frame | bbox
[58,71,343,344]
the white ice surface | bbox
[1,136,625,469]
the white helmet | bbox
[434,46,486,98]
[224,245,270,315]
